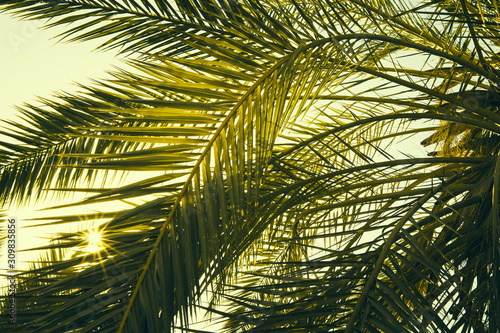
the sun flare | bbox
[83,229,105,253]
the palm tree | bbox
[1,0,500,331]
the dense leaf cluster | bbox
[1,0,500,332]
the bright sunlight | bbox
[82,229,105,253]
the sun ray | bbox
[82,228,105,253]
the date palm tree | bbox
[1,0,500,332]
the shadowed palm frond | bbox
[1,0,500,332]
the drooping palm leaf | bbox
[0,2,353,332]
[203,1,500,331]
[2,0,500,332]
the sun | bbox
[83,229,105,253]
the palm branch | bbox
[0,0,499,332]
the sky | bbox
[0,15,121,118]
[0,13,123,270]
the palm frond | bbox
[2,0,500,332]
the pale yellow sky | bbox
[0,14,123,271]
[0,14,121,122]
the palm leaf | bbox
[2,0,500,332]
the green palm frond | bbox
[216,122,494,331]
[2,0,500,332]
[1,2,350,331]
[0,0,301,58]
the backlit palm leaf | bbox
[1,0,500,332]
